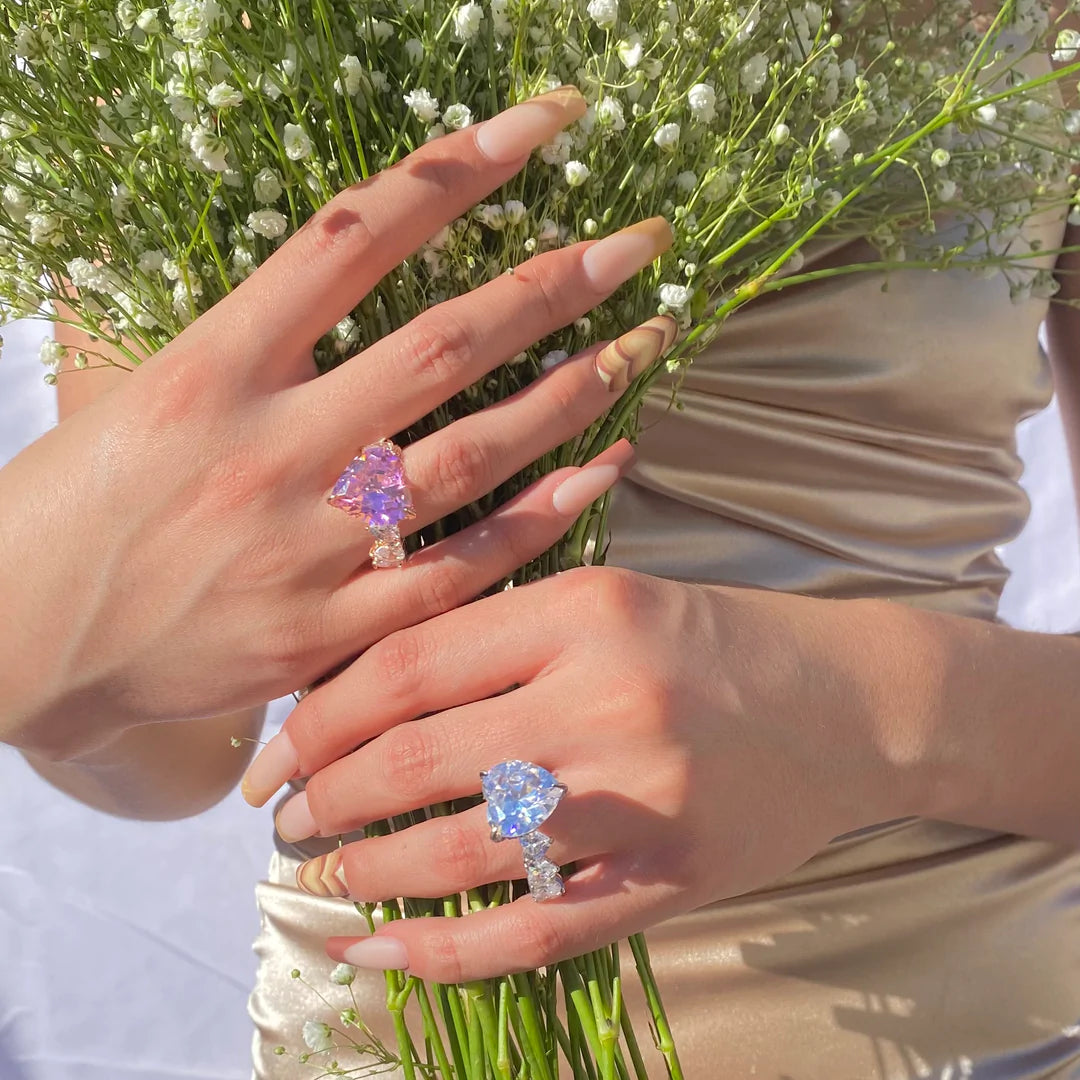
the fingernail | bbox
[594,315,679,393]
[296,849,350,898]
[582,218,674,293]
[275,790,318,843]
[342,936,410,971]
[552,464,621,516]
[475,86,587,164]
[241,730,298,808]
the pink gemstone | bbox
[328,441,414,528]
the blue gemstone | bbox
[482,760,565,839]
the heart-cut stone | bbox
[482,760,565,840]
[328,440,414,528]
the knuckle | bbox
[509,910,568,969]
[301,193,377,262]
[425,929,465,984]
[379,724,439,800]
[512,258,569,324]
[433,429,492,504]
[412,562,472,620]
[431,819,489,885]
[367,629,425,697]
[398,314,472,387]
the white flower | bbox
[771,122,790,146]
[930,147,951,168]
[596,97,626,131]
[740,53,769,94]
[478,204,507,229]
[540,131,574,165]
[451,2,484,41]
[405,38,425,65]
[337,55,364,96]
[404,88,440,123]
[167,0,229,44]
[675,170,697,193]
[362,19,394,44]
[2,185,31,223]
[538,218,560,243]
[27,211,64,247]
[617,33,644,69]
[247,209,288,239]
[207,82,243,108]
[283,123,313,161]
[442,103,473,130]
[1053,29,1080,63]
[825,125,850,159]
[937,179,957,201]
[658,282,693,313]
[653,122,680,152]
[976,103,997,125]
[491,0,512,36]
[190,125,230,172]
[564,160,590,186]
[253,168,283,204]
[67,258,111,292]
[39,338,67,371]
[369,71,389,93]
[541,349,569,369]
[503,200,527,224]
[425,124,446,142]
[302,1020,334,1054]
[137,249,167,274]
[574,316,591,334]
[687,83,716,123]
[136,8,163,33]
[587,0,619,28]
[330,963,357,986]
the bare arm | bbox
[20,292,267,820]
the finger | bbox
[325,855,685,983]
[239,453,626,807]
[297,222,674,458]
[291,799,615,902]
[369,316,677,535]
[278,685,573,839]
[199,87,588,385]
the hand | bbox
[255,567,932,981]
[0,86,677,762]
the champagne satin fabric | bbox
[249,196,1080,1080]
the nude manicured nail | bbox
[475,86,587,163]
[582,218,674,293]
[275,791,318,843]
[241,730,298,808]
[296,849,350,898]
[594,315,679,393]
[552,464,621,516]
[342,936,410,971]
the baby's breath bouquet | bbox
[4,0,1080,1075]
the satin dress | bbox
[249,213,1080,1078]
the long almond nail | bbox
[594,315,679,393]
[475,86,587,163]
[275,791,318,843]
[342,936,410,971]
[552,464,621,516]
[296,849,350,898]
[241,730,298,808]
[582,218,674,293]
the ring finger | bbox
[291,799,612,903]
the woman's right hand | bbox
[0,86,675,766]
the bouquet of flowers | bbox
[2,0,1079,1075]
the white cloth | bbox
[0,314,1076,1080]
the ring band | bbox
[481,760,568,902]
[327,438,416,569]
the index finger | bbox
[211,86,587,383]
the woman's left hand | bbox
[253,566,935,981]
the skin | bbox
[10,16,1080,980]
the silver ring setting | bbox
[481,759,568,902]
[327,438,415,569]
